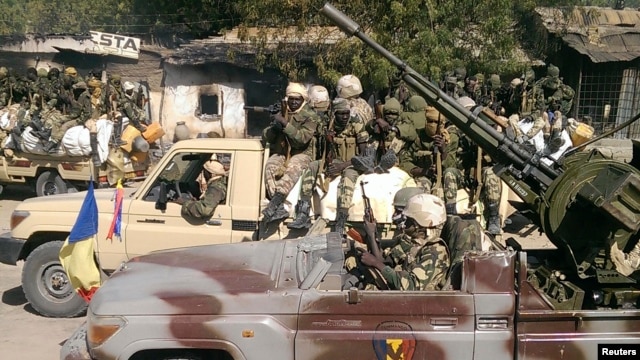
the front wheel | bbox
[21,241,87,318]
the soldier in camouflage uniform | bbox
[261,82,319,225]
[399,103,457,191]
[444,96,503,234]
[120,81,147,132]
[288,85,332,230]
[174,156,227,219]
[364,97,417,172]
[359,193,450,291]
[323,98,370,235]
[336,74,374,126]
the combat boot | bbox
[288,199,312,229]
[261,192,286,223]
[89,133,101,166]
[333,208,350,236]
[486,203,502,235]
[43,140,59,154]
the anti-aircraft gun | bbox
[321,3,640,308]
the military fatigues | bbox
[262,103,319,198]
[119,95,147,131]
[366,98,417,164]
[381,232,450,291]
[181,177,227,219]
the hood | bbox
[90,239,304,316]
[17,187,138,213]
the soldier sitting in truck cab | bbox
[172,154,228,219]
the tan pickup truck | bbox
[0,137,413,318]
[0,151,147,196]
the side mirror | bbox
[155,182,167,211]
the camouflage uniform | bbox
[0,67,10,108]
[120,82,147,131]
[366,98,417,165]
[40,106,71,152]
[181,177,227,219]
[381,232,450,291]
[399,106,458,191]
[262,101,318,198]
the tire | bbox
[21,241,87,318]
[35,171,68,197]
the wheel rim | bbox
[38,261,74,302]
[43,181,58,196]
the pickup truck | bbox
[0,137,416,318]
[60,232,640,360]
[0,151,147,196]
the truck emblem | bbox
[373,321,416,360]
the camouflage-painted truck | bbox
[0,137,410,318]
[60,3,640,359]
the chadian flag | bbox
[59,181,101,303]
[106,179,124,241]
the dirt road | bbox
[0,185,85,360]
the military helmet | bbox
[489,74,501,90]
[332,97,350,112]
[547,64,560,78]
[402,193,447,228]
[0,66,7,78]
[393,187,425,208]
[309,85,330,110]
[336,74,363,98]
[64,67,78,77]
[37,68,48,78]
[454,67,467,81]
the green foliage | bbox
[2,0,639,91]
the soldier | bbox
[322,98,370,234]
[399,104,457,191]
[287,85,331,230]
[173,155,228,219]
[61,67,81,96]
[40,102,71,153]
[0,66,10,108]
[359,193,451,291]
[444,96,503,234]
[441,74,460,99]
[402,94,429,130]
[336,74,374,126]
[260,82,319,226]
[461,75,481,102]
[120,81,147,132]
[363,97,416,172]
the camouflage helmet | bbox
[336,74,363,99]
[547,64,560,78]
[332,97,350,112]
[393,187,425,208]
[474,73,485,84]
[37,68,48,78]
[0,66,7,78]
[383,97,403,114]
[453,67,467,81]
[489,74,501,90]
[525,69,536,83]
[406,95,428,112]
[64,66,78,77]
[402,193,447,228]
[309,85,330,110]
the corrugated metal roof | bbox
[536,6,640,63]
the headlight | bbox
[10,210,30,230]
[87,311,127,348]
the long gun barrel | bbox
[244,105,281,114]
[321,2,640,280]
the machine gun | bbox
[321,3,640,284]
[244,102,282,115]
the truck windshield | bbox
[296,233,344,290]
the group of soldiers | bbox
[253,63,583,290]
[0,65,148,164]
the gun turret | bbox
[321,3,640,280]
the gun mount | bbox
[321,3,640,281]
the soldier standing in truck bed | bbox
[120,81,147,132]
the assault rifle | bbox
[431,113,444,198]
[360,180,383,261]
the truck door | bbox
[124,151,233,259]
[297,289,476,359]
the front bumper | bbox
[60,321,92,360]
[0,232,25,265]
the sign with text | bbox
[88,31,140,59]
